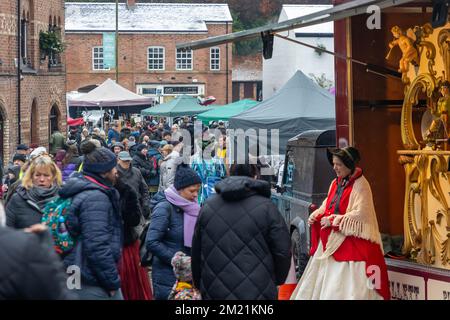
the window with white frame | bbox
[148,47,165,70]
[92,47,108,70]
[176,49,193,70]
[210,47,220,71]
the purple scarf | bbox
[164,186,201,248]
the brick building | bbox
[65,1,233,107]
[232,54,262,102]
[0,0,66,165]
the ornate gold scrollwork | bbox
[400,150,450,269]
[401,74,437,149]
[438,29,450,80]
[397,25,450,270]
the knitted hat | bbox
[174,164,201,190]
[81,143,117,174]
[136,144,148,152]
[13,153,27,163]
[171,251,192,282]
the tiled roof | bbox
[65,2,232,32]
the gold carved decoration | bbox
[396,25,450,270]
[438,29,450,81]
[401,73,437,149]
[398,150,450,268]
[386,24,434,86]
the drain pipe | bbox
[226,21,229,104]
[17,0,22,143]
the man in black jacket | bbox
[117,151,151,221]
[0,220,72,299]
[191,164,292,300]
[132,144,156,187]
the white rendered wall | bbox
[263,8,335,99]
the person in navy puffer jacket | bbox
[146,164,201,300]
[59,141,123,300]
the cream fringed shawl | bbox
[310,175,384,259]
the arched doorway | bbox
[0,107,4,168]
[49,104,60,138]
[30,99,39,144]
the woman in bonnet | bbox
[291,147,390,300]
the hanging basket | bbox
[39,30,65,56]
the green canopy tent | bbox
[141,95,216,117]
[197,99,259,124]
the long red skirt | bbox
[118,240,153,300]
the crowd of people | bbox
[0,116,389,301]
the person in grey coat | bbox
[158,143,183,192]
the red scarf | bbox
[309,168,390,300]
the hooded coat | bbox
[59,172,123,292]
[62,155,83,182]
[145,191,189,300]
[191,176,291,300]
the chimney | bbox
[127,0,136,9]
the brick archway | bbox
[49,103,61,139]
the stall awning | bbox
[177,0,417,50]
[68,78,153,107]
[197,99,259,124]
[141,95,215,117]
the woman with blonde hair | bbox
[6,155,62,229]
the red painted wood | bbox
[333,0,351,146]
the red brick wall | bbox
[0,0,66,164]
[66,22,233,104]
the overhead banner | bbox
[103,32,116,69]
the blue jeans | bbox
[72,285,124,300]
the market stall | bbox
[141,94,216,118]
[229,70,335,155]
[68,78,153,120]
[197,99,259,124]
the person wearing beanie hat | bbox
[145,164,201,300]
[291,146,390,300]
[136,144,147,153]
[58,140,123,300]
[173,164,201,191]
[12,154,27,166]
